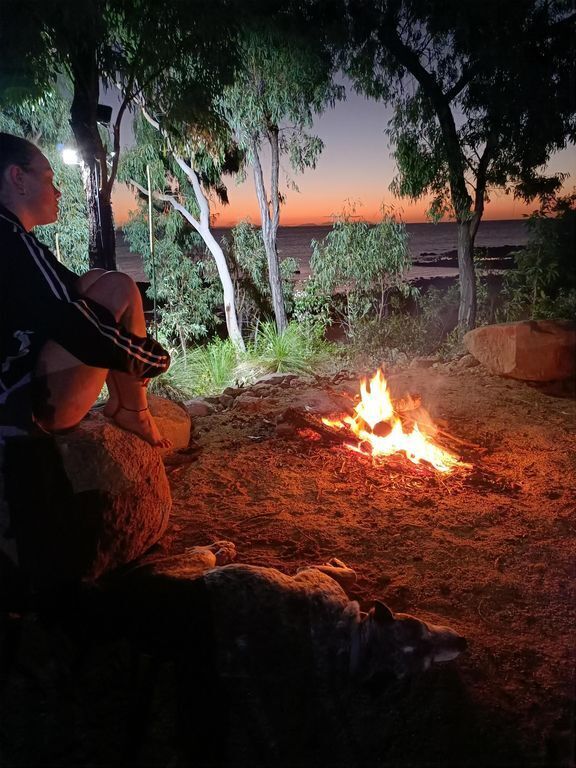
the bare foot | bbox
[107,405,172,448]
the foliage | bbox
[0,0,244,267]
[123,206,222,349]
[310,206,414,338]
[184,338,240,396]
[0,88,89,273]
[344,262,496,364]
[220,221,297,333]
[152,318,334,401]
[248,321,332,374]
[344,0,576,329]
[292,277,333,341]
[147,348,200,400]
[219,23,343,330]
[500,194,576,320]
[220,26,342,167]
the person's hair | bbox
[0,133,39,186]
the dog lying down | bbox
[125,540,467,686]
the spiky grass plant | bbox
[147,348,200,400]
[185,338,240,395]
[249,321,332,374]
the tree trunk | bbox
[251,136,287,332]
[174,161,245,351]
[199,227,245,350]
[82,161,116,271]
[69,47,116,271]
[457,220,477,331]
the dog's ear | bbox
[369,600,394,624]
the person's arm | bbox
[15,231,169,378]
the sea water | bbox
[213,219,529,281]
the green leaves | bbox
[311,206,412,337]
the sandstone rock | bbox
[464,320,576,381]
[183,398,216,418]
[219,394,234,408]
[147,395,191,450]
[410,356,438,369]
[233,394,266,413]
[5,416,171,587]
[455,354,480,369]
[256,372,299,386]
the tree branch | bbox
[128,178,201,231]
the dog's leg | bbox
[185,541,237,568]
[297,558,357,591]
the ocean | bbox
[213,219,529,283]
[117,219,529,283]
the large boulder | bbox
[3,414,171,588]
[464,320,576,381]
[148,394,191,449]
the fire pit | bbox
[320,367,470,473]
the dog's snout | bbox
[427,622,467,663]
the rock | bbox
[275,422,297,437]
[233,394,265,413]
[464,320,576,381]
[148,395,191,450]
[219,394,234,408]
[409,356,437,369]
[4,416,171,587]
[256,372,299,386]
[183,398,215,418]
[222,386,244,398]
[455,354,480,369]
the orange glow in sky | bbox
[112,89,575,228]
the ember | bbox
[322,367,467,474]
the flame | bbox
[323,368,464,474]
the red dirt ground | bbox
[162,362,575,767]
[1,361,574,768]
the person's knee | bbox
[82,271,142,317]
[76,268,108,295]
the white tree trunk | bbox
[137,108,245,350]
[131,178,245,351]
[251,134,287,332]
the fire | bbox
[323,368,464,474]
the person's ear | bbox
[7,164,27,195]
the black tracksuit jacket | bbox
[0,204,169,440]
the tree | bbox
[119,111,246,349]
[0,0,241,270]
[345,0,576,330]
[220,24,344,332]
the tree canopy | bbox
[220,22,344,331]
[344,0,576,329]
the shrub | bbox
[500,194,576,321]
[123,208,222,350]
[310,205,415,338]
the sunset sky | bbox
[112,87,576,228]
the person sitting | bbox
[0,132,171,447]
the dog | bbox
[110,543,466,766]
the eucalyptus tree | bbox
[220,25,344,332]
[0,0,241,270]
[345,0,576,330]
[119,113,246,350]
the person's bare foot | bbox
[105,404,171,448]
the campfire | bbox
[320,368,468,474]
